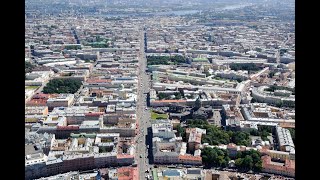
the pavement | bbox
[276,34,292,64]
[34,79,49,94]
[136,29,153,180]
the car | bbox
[145,107,148,110]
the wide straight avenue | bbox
[136,28,152,179]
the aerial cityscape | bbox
[25,0,295,179]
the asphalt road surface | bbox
[136,29,153,180]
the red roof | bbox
[117,167,139,180]
[178,155,202,161]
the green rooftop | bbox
[152,169,158,180]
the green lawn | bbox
[25,86,39,90]
[151,111,168,120]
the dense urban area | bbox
[25,0,295,179]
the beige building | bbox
[47,94,74,110]
[186,128,206,152]
[261,155,295,177]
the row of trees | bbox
[158,92,183,100]
[64,45,81,50]
[235,150,262,171]
[25,62,35,79]
[147,55,186,65]
[249,125,273,141]
[201,147,262,172]
[202,147,230,168]
[176,124,185,138]
[25,61,34,73]
[287,128,295,144]
[83,36,110,48]
[187,119,251,146]
[274,100,295,108]
[265,85,294,93]
[229,63,260,72]
[43,79,82,94]
[83,42,109,48]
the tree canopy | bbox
[25,61,35,73]
[286,128,295,144]
[64,45,81,50]
[147,55,186,65]
[249,126,273,141]
[25,61,35,79]
[264,85,294,93]
[234,150,262,172]
[229,63,260,73]
[231,131,251,146]
[157,92,183,100]
[194,97,202,110]
[176,124,185,138]
[201,147,230,168]
[187,119,250,146]
[43,79,82,94]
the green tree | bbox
[174,92,182,99]
[25,61,35,79]
[234,150,262,172]
[176,124,185,137]
[260,130,269,141]
[202,147,229,168]
[229,63,260,72]
[287,128,295,144]
[254,160,263,171]
[242,155,254,170]
[194,97,202,110]
[235,158,243,167]
[43,79,82,94]
[268,71,275,78]
[158,93,169,100]
[236,151,243,159]
[178,89,185,98]
[147,55,186,65]
[249,129,260,136]
[231,131,250,146]
[187,119,233,145]
[258,125,273,133]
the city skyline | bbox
[25,1,295,179]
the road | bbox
[136,28,152,180]
[34,79,49,94]
[276,33,292,64]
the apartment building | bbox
[276,126,295,152]
[46,94,74,110]
[25,106,49,116]
[261,155,295,177]
[186,128,206,152]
